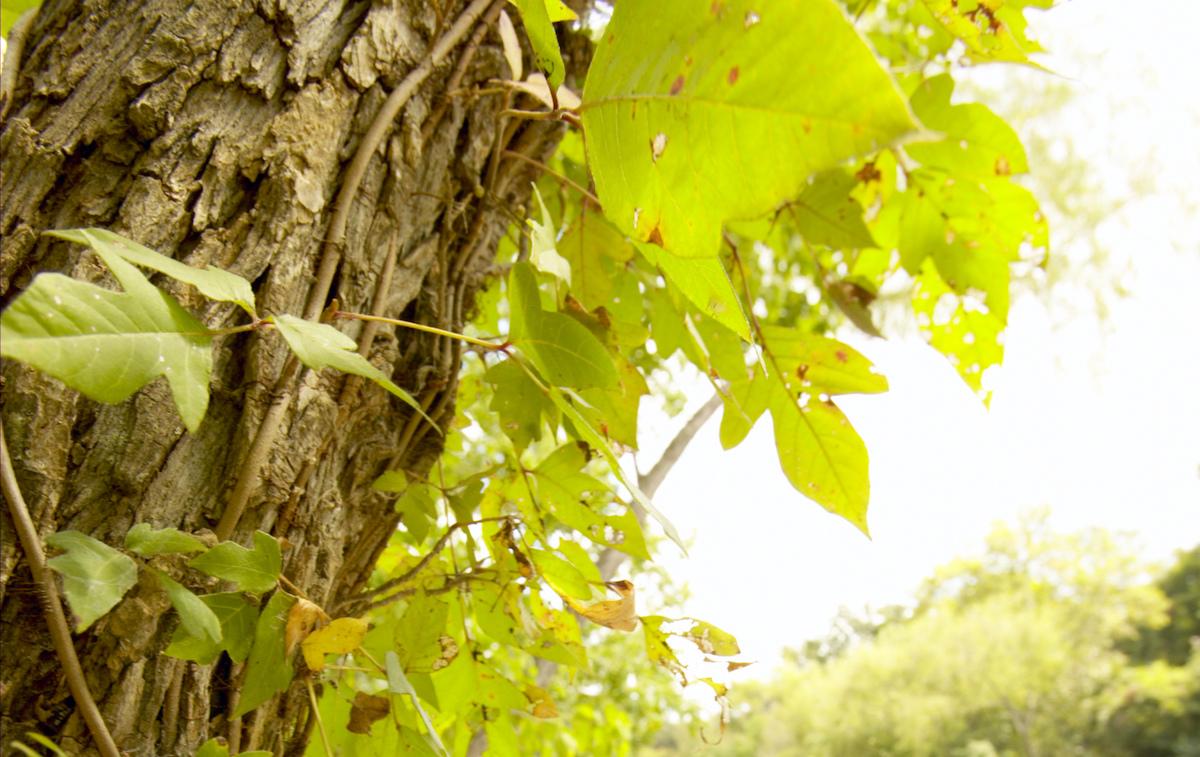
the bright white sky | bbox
[637,0,1200,675]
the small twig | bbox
[347,517,510,605]
[335,310,509,352]
[215,354,301,541]
[0,8,36,121]
[303,0,495,321]
[0,422,121,757]
[277,573,307,599]
[498,107,581,128]
[305,678,333,757]
[501,150,599,205]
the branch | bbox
[596,392,722,580]
[302,0,496,321]
[338,517,510,610]
[0,422,121,757]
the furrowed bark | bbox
[0,1,579,753]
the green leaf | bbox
[913,259,1004,403]
[165,592,258,664]
[508,263,618,390]
[485,359,556,450]
[788,170,878,249]
[529,444,649,560]
[154,570,222,645]
[767,379,872,535]
[541,382,685,554]
[386,651,448,756]
[528,186,572,283]
[124,523,208,556]
[271,314,432,426]
[758,325,889,396]
[195,738,269,757]
[234,590,296,717]
[558,205,633,313]
[372,470,409,493]
[394,594,453,673]
[907,75,1028,179]
[47,228,256,316]
[395,483,438,544]
[0,269,213,433]
[577,353,648,450]
[45,531,138,632]
[637,242,749,339]
[188,530,281,595]
[531,548,593,600]
[581,0,916,265]
[512,0,566,88]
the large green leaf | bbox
[47,229,256,316]
[508,263,618,390]
[234,590,296,717]
[165,592,258,664]
[188,530,281,595]
[0,267,213,433]
[272,314,430,423]
[581,0,916,263]
[45,531,138,632]
[637,242,749,338]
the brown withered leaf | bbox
[524,684,559,719]
[567,580,637,632]
[347,692,390,734]
[285,598,329,656]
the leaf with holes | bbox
[272,314,431,425]
[47,228,256,316]
[45,531,138,632]
[188,530,281,595]
[0,268,213,433]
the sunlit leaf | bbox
[789,170,878,250]
[301,616,369,672]
[582,0,916,257]
[45,531,138,632]
[508,263,618,390]
[907,74,1028,179]
[920,0,1050,64]
[512,0,565,88]
[528,186,572,283]
[567,580,638,632]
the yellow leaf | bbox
[301,617,369,672]
[285,597,329,655]
[567,580,637,632]
[524,684,559,719]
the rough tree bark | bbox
[0,0,582,753]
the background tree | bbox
[694,515,1197,757]
[0,0,1052,754]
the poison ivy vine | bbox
[0,0,1052,752]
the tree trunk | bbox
[0,0,575,753]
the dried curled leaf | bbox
[285,597,329,656]
[567,580,638,632]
